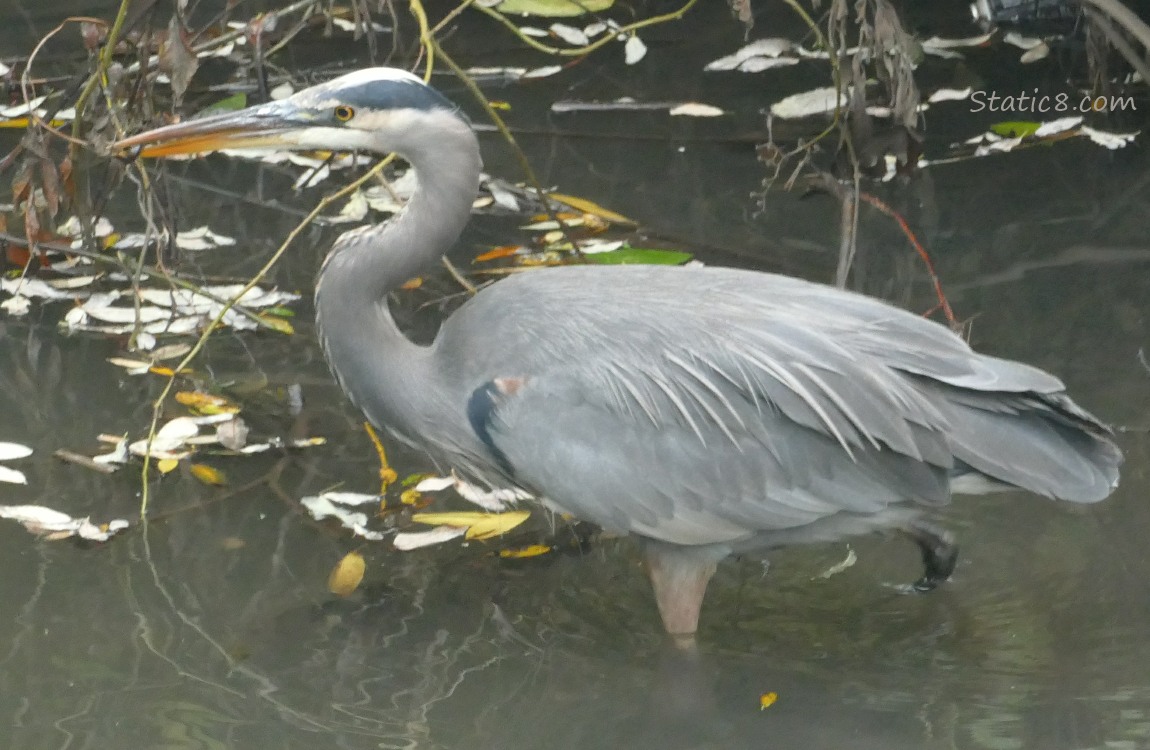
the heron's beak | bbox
[112,101,310,158]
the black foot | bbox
[903,523,958,593]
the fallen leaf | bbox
[493,0,613,17]
[393,526,468,550]
[300,492,385,540]
[474,245,526,262]
[0,505,128,541]
[411,510,530,540]
[0,442,33,461]
[499,544,553,558]
[0,466,28,484]
[550,22,588,45]
[624,35,647,65]
[328,551,366,596]
[760,692,778,710]
[400,489,422,505]
[413,475,455,492]
[190,463,227,486]
[156,458,179,474]
[669,102,725,117]
[770,86,848,119]
[586,246,693,265]
[548,193,635,225]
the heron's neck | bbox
[314,115,481,438]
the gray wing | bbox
[442,265,1120,545]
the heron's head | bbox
[113,68,466,159]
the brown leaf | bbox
[159,15,199,106]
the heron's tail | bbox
[930,384,1122,502]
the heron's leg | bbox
[642,540,723,637]
[901,522,958,592]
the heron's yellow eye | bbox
[334,105,355,122]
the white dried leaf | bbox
[1020,42,1049,64]
[269,81,294,99]
[216,418,249,450]
[300,493,385,540]
[1081,126,1138,149]
[0,466,28,484]
[105,357,152,374]
[453,478,532,512]
[393,526,467,550]
[522,65,563,79]
[175,226,236,250]
[1034,117,1082,137]
[0,442,33,461]
[413,476,455,492]
[47,275,100,290]
[1,277,74,299]
[737,57,800,72]
[0,505,130,541]
[1,296,30,316]
[92,438,129,465]
[928,87,972,103]
[1003,31,1043,50]
[335,189,370,222]
[323,491,382,506]
[577,239,624,254]
[669,102,725,117]
[704,38,794,70]
[920,33,992,50]
[624,35,646,65]
[486,181,521,212]
[0,96,46,117]
[517,25,549,37]
[135,332,157,351]
[583,21,607,37]
[770,86,848,119]
[550,22,588,45]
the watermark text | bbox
[970,90,1136,114]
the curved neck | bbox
[315,113,481,439]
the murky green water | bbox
[2,2,1149,748]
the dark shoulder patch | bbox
[467,380,517,476]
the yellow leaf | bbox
[258,314,295,335]
[759,692,778,710]
[499,544,553,559]
[473,245,525,263]
[490,101,511,111]
[411,510,530,540]
[328,551,366,596]
[400,277,423,290]
[548,193,636,225]
[156,458,179,474]
[175,391,239,415]
[190,463,227,486]
[400,489,422,505]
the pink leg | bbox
[644,543,720,636]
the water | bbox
[2,2,1149,748]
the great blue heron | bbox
[115,68,1123,636]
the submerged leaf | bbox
[190,463,227,486]
[328,551,366,596]
[499,544,553,558]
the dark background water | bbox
[1,1,1149,748]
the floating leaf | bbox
[0,442,33,461]
[0,466,28,484]
[990,121,1041,138]
[190,463,227,486]
[624,35,647,65]
[156,458,179,474]
[586,247,693,266]
[549,22,588,45]
[300,493,385,540]
[394,526,468,550]
[0,505,129,541]
[258,314,295,335]
[770,86,848,119]
[547,194,635,225]
[669,103,725,117]
[492,0,613,17]
[411,510,530,540]
[474,245,527,262]
[328,551,366,596]
[499,544,553,559]
[760,692,778,710]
